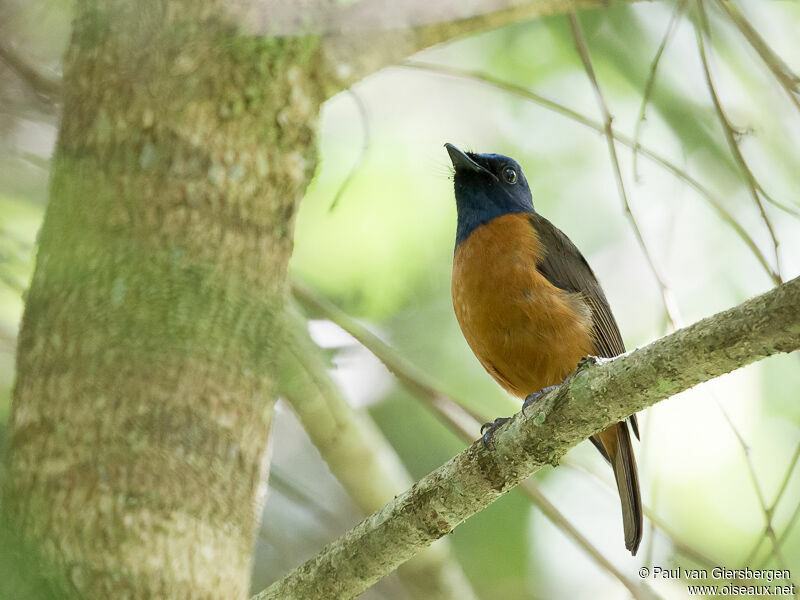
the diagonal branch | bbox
[633,0,687,180]
[292,280,662,599]
[320,0,643,95]
[693,1,783,284]
[277,311,480,600]
[329,89,371,212]
[256,276,800,600]
[766,499,800,568]
[0,42,62,104]
[563,458,721,570]
[291,281,485,426]
[713,0,800,115]
[715,401,791,575]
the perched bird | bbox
[445,143,642,555]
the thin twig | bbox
[17,151,51,172]
[401,61,778,284]
[633,2,689,550]
[743,534,767,569]
[693,15,800,557]
[762,499,800,569]
[0,42,61,102]
[0,269,25,294]
[641,420,660,567]
[268,466,349,533]
[0,322,17,349]
[744,439,800,567]
[753,182,800,219]
[714,0,800,115]
[320,0,647,96]
[291,280,661,600]
[568,456,796,591]
[518,480,662,599]
[771,441,800,520]
[633,0,687,180]
[694,0,783,284]
[329,88,371,212]
[715,401,794,584]
[572,10,680,327]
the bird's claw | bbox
[522,385,559,415]
[481,417,511,447]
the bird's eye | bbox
[502,166,518,184]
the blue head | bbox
[445,143,535,246]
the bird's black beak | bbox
[445,143,493,177]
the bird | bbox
[445,142,643,555]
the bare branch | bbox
[738,434,800,570]
[765,500,800,568]
[714,0,800,115]
[256,276,800,600]
[320,0,643,95]
[694,1,783,284]
[329,89,371,212]
[0,42,61,103]
[562,459,720,570]
[715,401,794,580]
[771,441,800,525]
[633,0,687,179]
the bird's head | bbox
[445,143,535,246]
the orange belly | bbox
[452,213,595,398]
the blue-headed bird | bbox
[446,143,642,555]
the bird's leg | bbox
[522,384,560,415]
[480,417,511,447]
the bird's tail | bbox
[595,422,643,555]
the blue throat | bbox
[454,177,534,247]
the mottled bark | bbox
[257,276,800,600]
[3,2,324,598]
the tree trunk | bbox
[3,3,323,597]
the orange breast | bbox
[452,213,594,398]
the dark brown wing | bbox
[527,213,624,358]
[527,213,639,439]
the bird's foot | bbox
[480,417,511,447]
[522,385,559,415]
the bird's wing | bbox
[527,213,640,439]
[527,213,624,358]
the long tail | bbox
[594,422,643,555]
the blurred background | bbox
[2,1,799,598]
